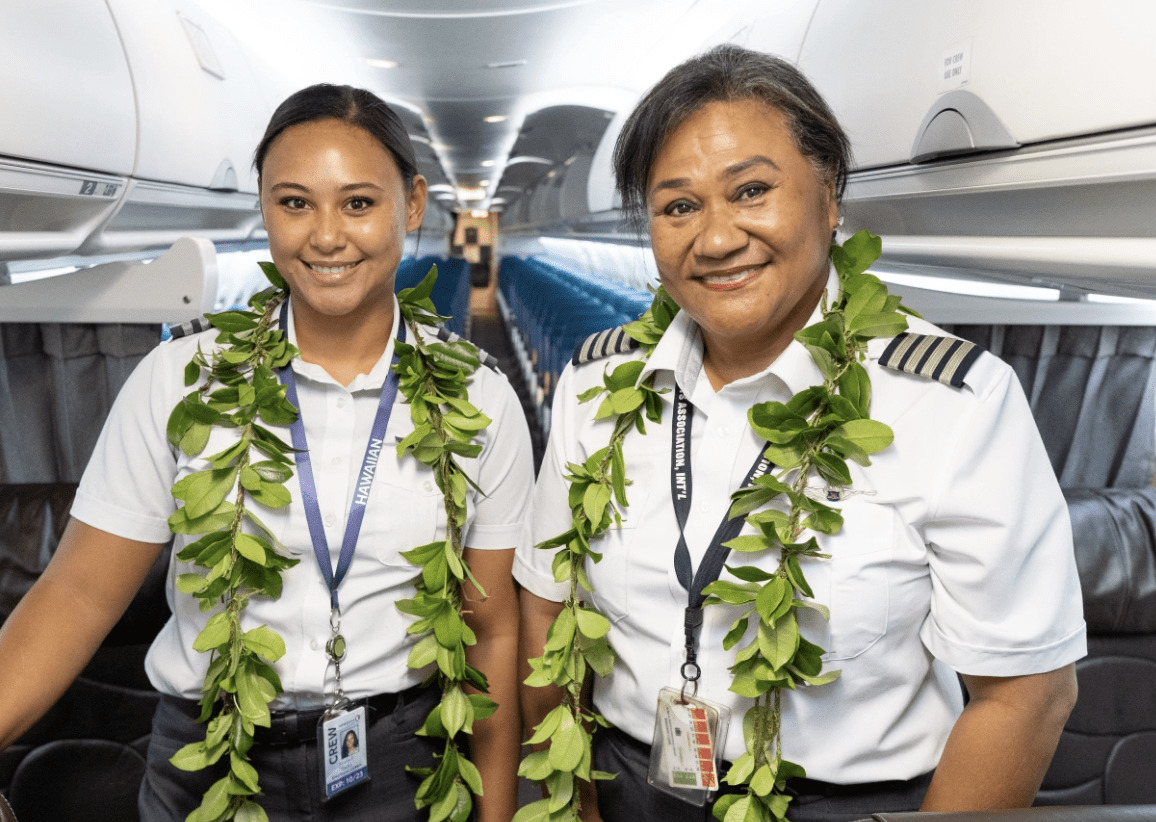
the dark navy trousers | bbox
[139,688,440,821]
[592,725,932,822]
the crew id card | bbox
[318,705,370,800]
[647,687,730,805]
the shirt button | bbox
[335,396,347,408]
[332,456,342,467]
[310,639,320,651]
[324,513,336,527]
[423,481,434,493]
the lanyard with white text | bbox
[671,385,772,691]
[277,300,405,706]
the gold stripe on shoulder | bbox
[571,325,640,366]
[166,316,212,340]
[878,332,982,388]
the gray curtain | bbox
[0,323,159,484]
[944,325,1156,490]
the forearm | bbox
[0,520,164,749]
[466,629,520,822]
[921,666,1077,810]
[518,589,605,821]
[460,547,521,822]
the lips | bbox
[306,261,360,275]
[696,264,763,291]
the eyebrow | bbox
[268,181,385,193]
[649,155,781,198]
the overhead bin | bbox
[0,1,135,262]
[798,0,1156,170]
[0,0,274,264]
[0,1,137,176]
[788,0,1156,295]
[106,0,274,194]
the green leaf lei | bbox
[517,231,914,822]
[166,265,494,822]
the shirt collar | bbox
[283,295,401,391]
[638,266,841,398]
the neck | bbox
[290,297,395,386]
[701,337,785,391]
[701,280,828,391]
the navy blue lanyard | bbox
[277,299,405,610]
[671,385,772,682]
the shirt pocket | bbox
[369,477,445,567]
[582,462,659,625]
[822,500,894,662]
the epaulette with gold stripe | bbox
[166,316,212,340]
[879,332,981,388]
[572,325,641,366]
[435,325,500,373]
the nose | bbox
[694,202,747,259]
[310,205,346,253]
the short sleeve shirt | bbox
[514,278,1086,783]
[72,297,535,708]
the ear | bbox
[406,174,428,232]
[824,179,839,234]
[257,176,268,227]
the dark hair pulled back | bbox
[254,83,419,190]
[612,44,851,225]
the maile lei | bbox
[165,265,495,822]
[516,231,914,822]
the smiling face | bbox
[647,99,838,378]
[259,118,426,329]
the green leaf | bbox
[759,614,800,670]
[812,451,852,486]
[257,261,287,290]
[235,533,267,565]
[235,665,272,727]
[186,467,239,520]
[722,534,771,554]
[170,741,221,772]
[241,625,286,662]
[526,705,566,745]
[459,756,484,796]
[574,607,611,639]
[180,423,212,457]
[831,229,882,278]
[754,577,788,622]
[608,387,643,414]
[193,612,231,652]
[407,634,439,669]
[209,310,259,333]
[847,311,908,339]
[701,580,757,606]
[725,564,775,583]
[230,750,261,793]
[581,483,611,525]
[548,712,585,772]
[511,799,553,822]
[831,418,894,455]
[441,686,470,737]
[235,800,270,822]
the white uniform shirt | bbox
[73,297,534,709]
[514,277,1086,784]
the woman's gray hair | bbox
[612,44,851,226]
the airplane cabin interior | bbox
[1,1,1155,820]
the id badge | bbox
[647,687,731,805]
[317,704,370,800]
